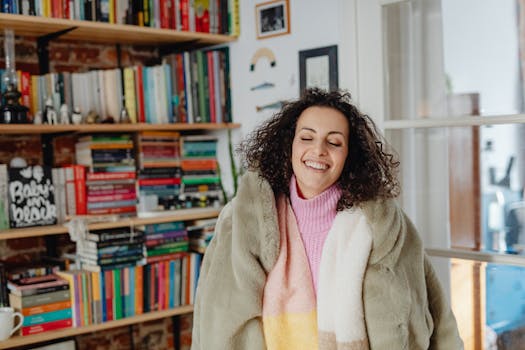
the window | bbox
[379,0,525,348]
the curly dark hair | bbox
[238,88,400,210]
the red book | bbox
[87,206,137,215]
[175,54,187,123]
[20,71,31,114]
[157,261,164,310]
[21,318,73,336]
[87,192,137,203]
[135,66,146,123]
[137,178,181,186]
[135,265,143,315]
[86,172,136,182]
[64,165,87,215]
[74,165,87,214]
[180,0,189,31]
[160,0,170,28]
[104,270,113,321]
[207,51,216,123]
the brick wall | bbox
[0,36,160,75]
[1,35,194,350]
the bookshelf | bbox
[0,13,236,46]
[0,207,222,240]
[0,122,240,134]
[0,12,238,348]
[0,305,193,349]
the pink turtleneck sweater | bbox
[289,176,342,293]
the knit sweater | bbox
[289,176,342,292]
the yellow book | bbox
[109,0,116,23]
[30,75,40,117]
[123,67,138,123]
[91,272,102,324]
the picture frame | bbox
[256,0,291,39]
[298,45,338,94]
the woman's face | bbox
[291,106,349,199]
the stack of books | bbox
[8,274,72,336]
[180,135,222,208]
[136,131,183,214]
[142,222,188,264]
[186,218,217,254]
[77,228,145,273]
[75,134,137,216]
[138,221,201,311]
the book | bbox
[0,164,9,230]
[23,308,73,326]
[9,290,71,308]
[7,166,57,228]
[21,318,73,336]
[21,300,72,316]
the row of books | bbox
[0,131,222,228]
[5,254,201,335]
[3,217,216,336]
[1,0,239,35]
[18,46,231,126]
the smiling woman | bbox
[191,88,464,350]
[291,106,349,199]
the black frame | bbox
[299,45,338,94]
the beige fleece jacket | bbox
[192,171,464,349]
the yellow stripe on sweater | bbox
[263,310,318,350]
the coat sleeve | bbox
[425,256,464,349]
[191,202,268,350]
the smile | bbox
[304,160,328,170]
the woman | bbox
[192,89,463,349]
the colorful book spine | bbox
[21,318,73,336]
[23,308,73,326]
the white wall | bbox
[218,0,357,196]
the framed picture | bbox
[299,45,338,94]
[256,0,290,39]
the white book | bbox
[213,50,222,123]
[183,52,194,123]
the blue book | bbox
[23,308,72,326]
[168,260,175,308]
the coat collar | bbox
[235,171,406,268]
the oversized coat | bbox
[191,171,464,349]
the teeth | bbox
[304,161,328,170]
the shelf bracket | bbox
[37,26,78,74]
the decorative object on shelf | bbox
[249,47,277,71]
[0,29,29,124]
[59,104,70,124]
[7,165,57,229]
[298,45,339,95]
[85,111,99,124]
[43,97,58,124]
[119,106,131,124]
[256,0,290,39]
[256,100,285,112]
[33,110,43,124]
[250,82,275,91]
[71,107,83,124]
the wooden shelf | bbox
[0,305,193,349]
[0,13,236,46]
[0,207,221,240]
[0,122,241,134]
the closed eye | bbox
[300,137,313,141]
